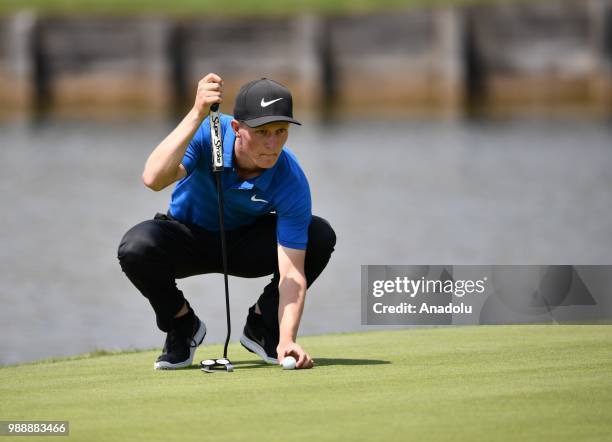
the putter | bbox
[200,102,234,373]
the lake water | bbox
[1,116,611,365]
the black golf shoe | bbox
[154,314,206,370]
[239,305,278,364]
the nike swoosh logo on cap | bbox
[260,97,283,107]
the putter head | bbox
[201,358,233,373]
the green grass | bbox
[1,326,611,441]
[0,0,527,16]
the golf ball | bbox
[281,356,296,370]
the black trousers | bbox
[117,213,336,333]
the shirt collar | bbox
[252,157,280,191]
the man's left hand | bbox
[277,341,314,369]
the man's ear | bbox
[230,119,241,137]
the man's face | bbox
[233,121,289,171]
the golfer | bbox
[118,73,336,370]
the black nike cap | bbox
[233,78,301,127]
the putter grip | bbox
[210,104,223,172]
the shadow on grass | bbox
[178,358,390,371]
[177,360,271,371]
[307,358,390,367]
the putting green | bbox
[1,326,610,441]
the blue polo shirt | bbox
[168,113,311,250]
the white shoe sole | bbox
[154,320,207,370]
[239,333,278,365]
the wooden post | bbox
[1,11,37,114]
[293,14,324,113]
[435,7,465,117]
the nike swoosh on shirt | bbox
[260,97,283,107]
[251,195,269,203]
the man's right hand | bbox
[143,72,224,191]
[194,73,224,119]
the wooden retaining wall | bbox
[0,0,610,118]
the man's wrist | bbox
[189,105,208,122]
[278,337,295,348]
